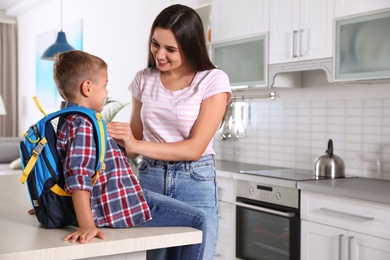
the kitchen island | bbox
[0,174,202,260]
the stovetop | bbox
[238,168,352,181]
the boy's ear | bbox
[80,80,91,97]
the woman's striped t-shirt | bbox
[129,67,231,156]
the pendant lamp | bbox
[41,0,74,60]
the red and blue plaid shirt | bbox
[56,102,151,228]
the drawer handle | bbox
[320,207,374,221]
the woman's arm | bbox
[63,190,105,244]
[107,92,228,161]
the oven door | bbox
[235,197,300,260]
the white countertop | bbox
[215,160,280,173]
[297,177,390,205]
[0,174,202,260]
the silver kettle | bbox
[314,139,345,179]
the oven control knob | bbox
[249,187,254,195]
[276,192,281,200]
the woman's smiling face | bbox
[150,27,187,73]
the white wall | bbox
[15,0,172,136]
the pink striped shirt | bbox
[129,67,231,156]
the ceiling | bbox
[0,0,24,11]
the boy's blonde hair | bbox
[53,50,107,101]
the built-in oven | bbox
[234,168,355,260]
[235,178,300,260]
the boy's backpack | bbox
[19,97,107,229]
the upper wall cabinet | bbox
[211,0,269,43]
[212,34,268,88]
[335,0,390,18]
[334,10,390,81]
[269,0,334,64]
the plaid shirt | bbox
[56,102,151,228]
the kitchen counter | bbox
[216,160,297,188]
[216,160,390,205]
[298,177,390,205]
[0,174,202,260]
[215,160,280,173]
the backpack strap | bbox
[20,137,48,184]
[20,98,107,195]
[48,107,107,196]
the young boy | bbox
[52,50,206,260]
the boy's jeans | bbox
[139,155,219,260]
[140,189,207,260]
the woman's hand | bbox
[64,226,105,244]
[106,122,139,159]
[106,122,134,147]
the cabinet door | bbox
[173,0,211,8]
[216,201,235,259]
[211,0,269,42]
[215,234,236,260]
[269,0,299,64]
[334,10,390,81]
[350,231,390,260]
[300,0,334,61]
[269,0,334,64]
[212,34,267,87]
[301,220,348,260]
[335,0,390,18]
[217,175,235,203]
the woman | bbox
[107,4,231,259]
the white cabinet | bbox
[302,221,390,260]
[173,0,211,8]
[212,34,268,87]
[335,0,390,18]
[269,0,334,64]
[215,201,235,260]
[215,171,236,260]
[211,0,269,42]
[349,231,390,260]
[334,10,390,81]
[301,191,390,260]
[301,220,347,260]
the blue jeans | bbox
[139,155,219,260]
[139,189,207,260]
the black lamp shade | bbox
[41,31,75,60]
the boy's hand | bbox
[68,190,104,243]
[64,226,105,244]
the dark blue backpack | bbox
[19,97,107,229]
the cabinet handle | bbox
[292,30,299,57]
[338,234,343,260]
[299,29,304,57]
[348,236,354,260]
[320,207,374,221]
[234,201,295,218]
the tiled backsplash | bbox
[214,86,390,180]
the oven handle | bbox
[233,201,296,218]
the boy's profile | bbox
[50,50,206,260]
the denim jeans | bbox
[139,189,207,260]
[139,155,219,260]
